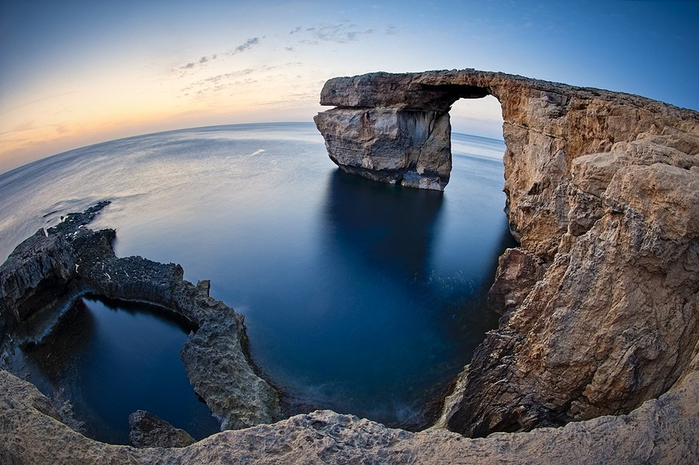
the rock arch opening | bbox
[449,95,504,144]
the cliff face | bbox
[316,69,699,437]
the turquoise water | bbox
[0,122,514,440]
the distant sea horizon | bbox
[0,122,506,178]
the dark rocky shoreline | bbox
[0,201,282,441]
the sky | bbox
[1,0,698,174]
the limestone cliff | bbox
[1,365,698,463]
[316,69,699,437]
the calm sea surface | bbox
[0,122,514,442]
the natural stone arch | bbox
[314,73,493,191]
[315,69,699,257]
[1,69,699,462]
[315,70,699,438]
[449,94,505,142]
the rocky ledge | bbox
[0,202,282,433]
[1,366,697,463]
[128,410,196,448]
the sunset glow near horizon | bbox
[1,0,697,174]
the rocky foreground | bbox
[0,364,697,463]
[1,69,698,463]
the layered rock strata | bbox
[316,70,699,437]
[0,202,281,432]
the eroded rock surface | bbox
[0,202,282,434]
[316,70,699,438]
[2,69,699,462]
[1,365,698,463]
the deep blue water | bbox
[0,122,514,441]
[10,296,220,444]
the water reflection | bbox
[279,164,515,429]
[0,124,514,435]
[16,298,97,392]
[323,169,444,282]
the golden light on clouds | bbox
[0,52,325,173]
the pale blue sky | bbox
[1,0,697,173]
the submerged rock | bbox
[0,201,282,434]
[128,410,195,448]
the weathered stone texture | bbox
[1,364,698,463]
[128,410,196,448]
[1,69,699,462]
[315,107,452,190]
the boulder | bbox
[128,410,195,448]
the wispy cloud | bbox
[181,68,257,97]
[205,69,255,84]
[178,61,304,100]
[179,54,218,71]
[13,120,35,132]
[229,37,261,55]
[177,37,260,74]
[0,91,77,116]
[259,90,320,108]
[302,22,375,44]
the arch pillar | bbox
[314,107,452,190]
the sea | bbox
[0,122,515,444]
